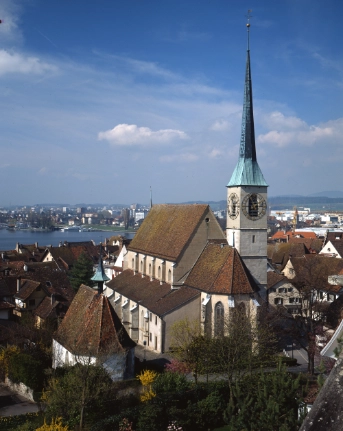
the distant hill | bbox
[307,191,343,198]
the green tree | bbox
[224,362,303,431]
[8,352,45,391]
[170,308,277,393]
[212,306,277,401]
[45,363,113,429]
[69,251,95,292]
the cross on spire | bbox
[246,10,252,51]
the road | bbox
[0,383,39,417]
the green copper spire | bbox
[91,245,110,294]
[228,18,268,188]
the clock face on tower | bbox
[241,193,267,220]
[228,193,239,219]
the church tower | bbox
[226,18,268,298]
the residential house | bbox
[41,241,101,270]
[0,261,74,324]
[282,255,343,320]
[14,279,46,317]
[52,284,136,381]
[270,230,317,244]
[320,240,343,258]
[268,241,310,272]
[267,271,302,315]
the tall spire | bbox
[228,13,267,187]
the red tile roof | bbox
[267,271,287,289]
[269,242,310,270]
[107,270,200,316]
[289,255,343,291]
[0,301,15,310]
[183,242,257,295]
[271,231,317,241]
[34,297,66,320]
[14,279,41,301]
[128,204,212,261]
[54,285,135,356]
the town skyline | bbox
[0,0,342,206]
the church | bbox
[106,24,268,354]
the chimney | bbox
[17,278,21,292]
[23,264,28,272]
[51,294,55,305]
[35,242,38,248]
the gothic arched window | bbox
[214,302,224,336]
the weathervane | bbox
[246,9,252,51]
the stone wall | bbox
[5,377,35,402]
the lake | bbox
[0,228,135,251]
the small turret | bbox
[91,245,110,295]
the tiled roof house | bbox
[320,240,343,258]
[53,284,135,381]
[0,261,74,323]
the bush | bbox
[153,371,190,394]
[0,345,20,380]
[278,355,298,367]
[8,353,45,391]
[36,417,70,430]
[0,413,42,431]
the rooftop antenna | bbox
[246,9,253,51]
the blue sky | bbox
[0,0,342,206]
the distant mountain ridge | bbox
[269,191,343,199]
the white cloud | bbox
[98,123,188,146]
[259,111,306,131]
[208,148,222,158]
[210,119,229,131]
[0,0,23,44]
[0,50,58,76]
[258,122,334,148]
[159,153,198,163]
[256,112,343,149]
